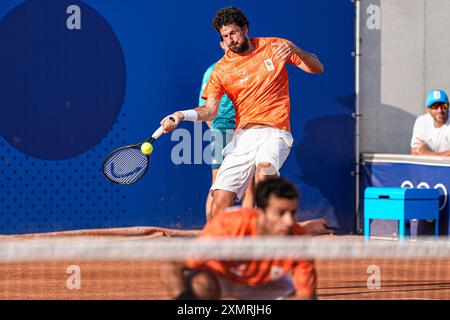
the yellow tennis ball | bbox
[140,142,153,155]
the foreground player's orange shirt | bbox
[202,37,303,132]
[186,208,316,296]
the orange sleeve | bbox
[276,38,303,66]
[186,213,236,270]
[292,260,317,298]
[199,213,235,237]
[287,51,303,66]
[201,65,225,101]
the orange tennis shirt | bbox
[202,37,303,132]
[186,208,316,296]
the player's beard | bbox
[229,37,250,54]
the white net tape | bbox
[1,236,450,262]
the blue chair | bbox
[364,187,439,241]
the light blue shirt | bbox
[199,63,235,130]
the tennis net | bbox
[1,236,450,300]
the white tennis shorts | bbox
[211,127,293,200]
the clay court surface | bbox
[1,232,449,300]
[1,259,450,300]
[0,261,450,300]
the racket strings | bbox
[103,148,149,184]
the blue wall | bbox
[0,0,355,234]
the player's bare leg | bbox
[241,176,255,208]
[205,169,219,221]
[210,189,237,218]
[255,162,278,185]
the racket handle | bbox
[151,117,176,139]
[151,127,165,139]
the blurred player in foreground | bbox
[164,177,318,300]
[160,7,324,218]
[200,38,254,221]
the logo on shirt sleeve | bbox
[264,59,275,72]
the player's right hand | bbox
[160,112,184,132]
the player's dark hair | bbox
[255,177,299,210]
[212,6,249,32]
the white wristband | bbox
[180,110,198,122]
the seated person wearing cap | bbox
[411,89,450,156]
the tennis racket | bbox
[102,117,175,185]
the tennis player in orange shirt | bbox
[164,177,317,300]
[161,7,324,218]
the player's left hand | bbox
[273,42,302,61]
